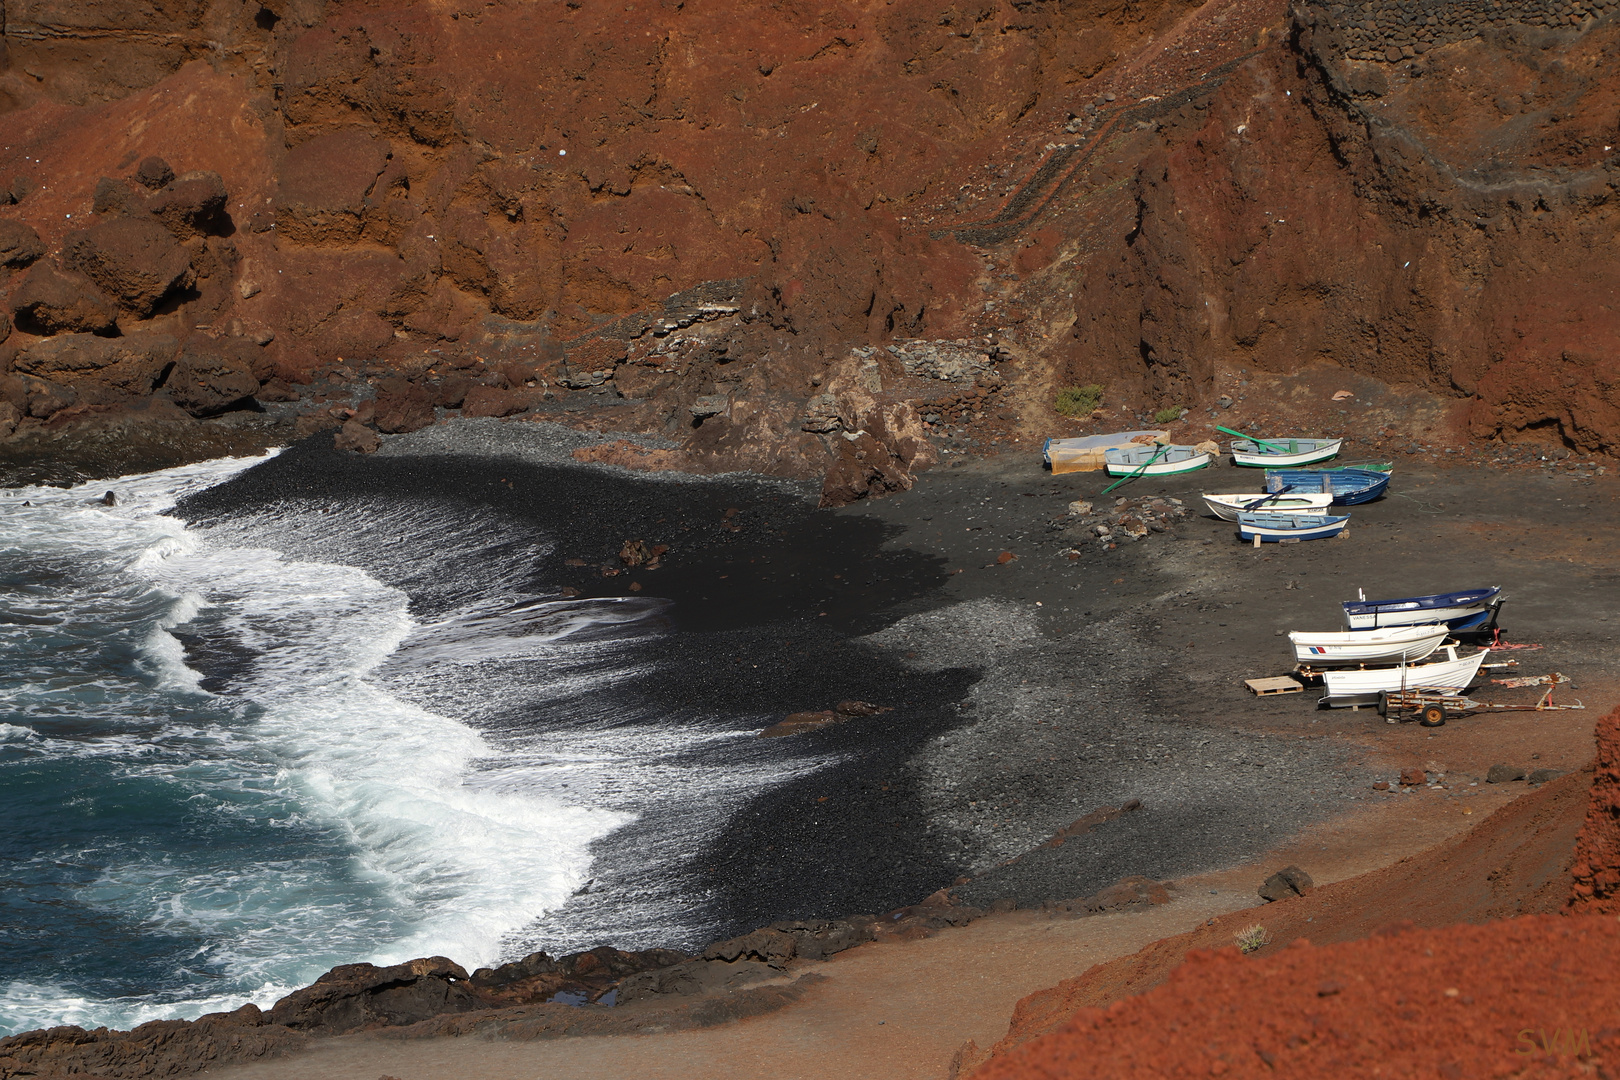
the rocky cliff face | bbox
[0,0,1616,492]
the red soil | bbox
[967,708,1620,1078]
[1569,702,1620,914]
[973,915,1619,1080]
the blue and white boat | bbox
[1236,511,1350,542]
[1264,467,1389,505]
[1341,586,1502,630]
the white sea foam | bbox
[0,453,630,1029]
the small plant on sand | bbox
[1055,384,1104,417]
[1153,405,1186,424]
[1235,924,1272,954]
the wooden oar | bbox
[1100,443,1168,495]
[1216,425,1289,454]
[1241,485,1292,510]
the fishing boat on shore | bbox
[1320,646,1489,704]
[1236,511,1350,542]
[1289,624,1450,666]
[1264,468,1390,505]
[1229,437,1342,468]
[1292,460,1394,474]
[1342,586,1501,630]
[1202,492,1334,521]
[1102,445,1213,477]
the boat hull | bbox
[1230,438,1343,468]
[1236,512,1349,542]
[1265,468,1390,505]
[1290,625,1449,665]
[1102,449,1213,476]
[1202,493,1334,521]
[1320,648,1489,704]
[1342,587,1502,629]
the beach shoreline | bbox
[2,416,1616,1075]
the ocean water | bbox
[0,455,815,1035]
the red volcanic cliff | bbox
[0,0,1618,491]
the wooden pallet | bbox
[1246,676,1305,696]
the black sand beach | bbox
[162,418,1620,956]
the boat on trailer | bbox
[1229,437,1342,468]
[1202,492,1334,521]
[1236,512,1349,542]
[1319,646,1490,705]
[1264,468,1390,505]
[1289,624,1450,666]
[1102,445,1213,477]
[1341,586,1501,630]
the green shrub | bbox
[1153,405,1186,424]
[1055,384,1104,417]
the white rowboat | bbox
[1320,646,1489,705]
[1230,437,1343,468]
[1289,624,1449,666]
[1203,492,1334,521]
[1102,445,1214,477]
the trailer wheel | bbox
[1419,704,1448,727]
[1376,691,1390,718]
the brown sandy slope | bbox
[968,755,1595,1073]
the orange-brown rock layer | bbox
[1568,704,1620,913]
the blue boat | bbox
[1342,586,1502,630]
[1264,467,1389,505]
[1237,512,1350,543]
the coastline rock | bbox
[768,917,876,961]
[614,958,781,1005]
[461,385,533,418]
[372,377,435,433]
[268,956,479,1034]
[10,263,119,335]
[0,1006,304,1080]
[62,217,194,317]
[14,332,179,397]
[166,340,260,417]
[0,400,18,438]
[470,945,688,1007]
[1259,865,1316,902]
[702,928,797,968]
[334,419,381,453]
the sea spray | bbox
[0,456,627,1033]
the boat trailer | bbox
[1376,674,1585,727]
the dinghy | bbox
[1202,492,1333,521]
[1341,586,1501,630]
[1102,445,1213,477]
[1264,468,1390,505]
[1236,511,1349,542]
[1289,624,1449,666]
[1229,437,1342,468]
[1320,646,1489,704]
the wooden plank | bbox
[1246,676,1305,696]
